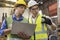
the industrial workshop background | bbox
[0,0,58,40]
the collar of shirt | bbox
[32,17,36,24]
[12,14,23,21]
[31,15,37,24]
[31,14,39,24]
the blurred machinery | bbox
[0,0,57,40]
[57,0,60,40]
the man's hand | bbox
[42,16,56,30]
[17,32,31,39]
[42,16,52,25]
[4,28,11,35]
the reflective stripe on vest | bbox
[29,14,48,40]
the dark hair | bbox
[15,4,26,8]
[29,7,32,9]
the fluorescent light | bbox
[5,4,14,7]
[58,0,60,8]
[6,0,17,2]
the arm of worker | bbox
[3,28,11,35]
[42,16,56,31]
[49,22,56,31]
[0,19,11,36]
[0,19,7,36]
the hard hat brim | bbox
[28,4,39,8]
[14,4,27,7]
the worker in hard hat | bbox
[0,0,30,40]
[28,0,56,40]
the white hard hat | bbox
[28,0,38,8]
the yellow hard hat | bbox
[14,0,26,7]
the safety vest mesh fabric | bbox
[6,15,28,40]
[29,14,48,40]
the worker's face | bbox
[15,6,26,16]
[29,5,39,15]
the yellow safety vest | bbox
[29,14,48,40]
[6,15,28,40]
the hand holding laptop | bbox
[17,32,31,39]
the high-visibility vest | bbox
[29,14,48,40]
[6,15,28,40]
